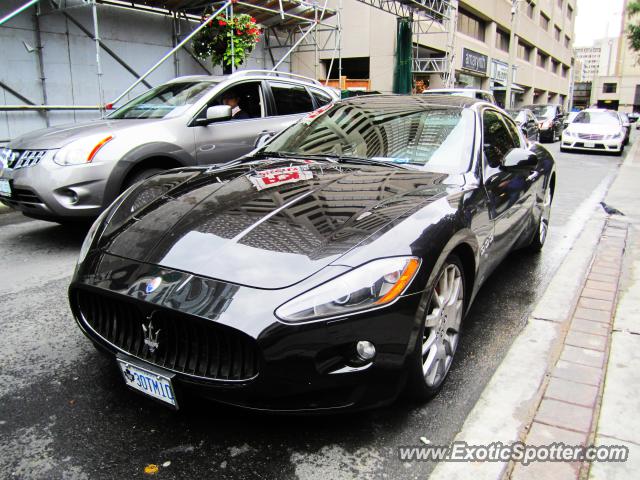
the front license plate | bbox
[0,179,10,197]
[117,359,178,408]
[584,141,595,148]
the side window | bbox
[206,81,263,120]
[310,89,333,108]
[270,82,314,115]
[502,115,523,147]
[482,110,519,168]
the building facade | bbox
[574,37,618,82]
[294,0,577,108]
[590,0,640,112]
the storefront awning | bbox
[492,82,525,93]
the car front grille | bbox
[11,187,42,204]
[76,289,260,381]
[1,148,47,169]
[577,133,604,140]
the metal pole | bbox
[0,0,39,26]
[338,0,343,86]
[172,12,180,77]
[444,0,458,88]
[33,6,49,126]
[505,0,519,109]
[91,1,105,115]
[230,3,235,73]
[271,23,318,71]
[110,0,231,106]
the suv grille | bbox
[1,148,47,169]
[76,289,260,381]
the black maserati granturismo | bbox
[69,95,556,412]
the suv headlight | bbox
[275,257,421,322]
[53,134,114,166]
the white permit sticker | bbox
[249,165,313,190]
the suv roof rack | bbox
[227,70,322,86]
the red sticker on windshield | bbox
[249,166,313,190]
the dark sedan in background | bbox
[69,95,556,413]
[507,108,540,142]
[523,104,565,143]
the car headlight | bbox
[613,132,623,139]
[563,130,574,138]
[53,134,114,166]
[275,257,421,322]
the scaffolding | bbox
[0,0,455,115]
[0,0,340,113]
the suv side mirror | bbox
[503,148,538,169]
[196,105,232,125]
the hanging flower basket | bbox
[192,11,262,70]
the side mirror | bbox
[503,148,538,169]
[254,131,275,149]
[196,105,232,125]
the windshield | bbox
[529,106,555,119]
[263,102,475,174]
[573,111,621,125]
[108,81,217,119]
[507,110,526,123]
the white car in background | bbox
[561,109,625,156]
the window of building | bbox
[565,35,571,48]
[537,51,548,69]
[540,12,550,30]
[568,4,573,19]
[518,41,532,62]
[526,1,535,19]
[561,65,569,77]
[551,59,560,74]
[496,28,510,52]
[554,25,561,41]
[457,8,486,42]
[603,83,617,93]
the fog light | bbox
[356,340,376,361]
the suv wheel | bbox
[122,168,165,191]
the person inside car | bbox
[222,91,250,120]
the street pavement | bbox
[0,139,628,480]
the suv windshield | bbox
[109,81,218,119]
[263,102,475,173]
[529,105,556,119]
[573,111,621,125]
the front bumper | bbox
[561,136,623,153]
[69,253,422,413]
[0,152,116,220]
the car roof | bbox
[424,88,493,94]
[338,94,489,110]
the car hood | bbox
[8,118,164,150]
[567,123,622,135]
[99,160,456,289]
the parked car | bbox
[69,95,556,412]
[522,104,565,143]
[422,88,496,104]
[616,111,631,145]
[0,70,339,223]
[507,108,540,142]
[563,111,579,129]
[561,109,625,155]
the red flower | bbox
[236,29,243,35]
[250,17,257,23]
[218,19,227,26]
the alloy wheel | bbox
[539,187,552,245]
[421,263,464,387]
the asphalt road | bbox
[0,139,627,480]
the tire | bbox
[407,254,466,401]
[122,167,165,191]
[528,185,552,252]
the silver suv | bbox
[0,70,339,222]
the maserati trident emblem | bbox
[142,317,161,353]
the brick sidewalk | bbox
[510,218,629,480]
